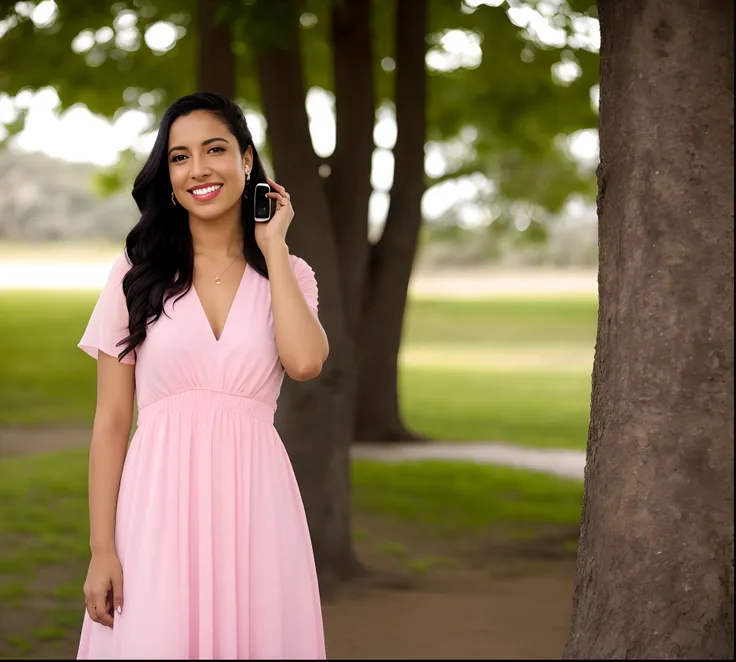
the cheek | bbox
[169,166,186,189]
[222,161,246,193]
[222,158,245,180]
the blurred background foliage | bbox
[0,0,600,266]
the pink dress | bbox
[76,251,326,660]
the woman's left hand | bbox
[255,178,294,259]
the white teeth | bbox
[190,185,222,196]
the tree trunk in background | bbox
[354,0,428,442]
[196,0,235,98]
[325,0,375,448]
[564,1,734,658]
[327,0,375,337]
[254,7,360,590]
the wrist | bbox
[90,540,116,555]
[262,240,289,262]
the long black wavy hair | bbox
[117,92,269,362]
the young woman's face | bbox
[167,110,252,220]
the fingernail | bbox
[116,605,122,614]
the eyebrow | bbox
[168,137,230,155]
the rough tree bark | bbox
[354,0,428,442]
[327,0,375,337]
[564,1,734,658]
[254,6,361,589]
[324,0,376,449]
[196,0,235,98]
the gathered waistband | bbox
[137,390,276,425]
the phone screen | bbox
[254,184,271,221]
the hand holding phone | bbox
[254,183,271,222]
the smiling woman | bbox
[168,132,239,206]
[75,92,328,660]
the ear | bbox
[243,145,253,173]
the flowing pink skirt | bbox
[77,391,326,659]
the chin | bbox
[186,197,240,221]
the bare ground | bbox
[0,426,576,660]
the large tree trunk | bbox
[354,0,428,442]
[325,0,376,449]
[327,0,375,336]
[196,0,235,98]
[254,5,361,590]
[564,1,734,658]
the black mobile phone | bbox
[254,183,271,222]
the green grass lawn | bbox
[401,367,591,447]
[0,292,98,426]
[402,297,597,347]
[0,288,591,658]
[0,445,583,658]
[0,291,597,448]
[353,459,583,533]
[0,448,583,576]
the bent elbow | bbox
[286,360,323,382]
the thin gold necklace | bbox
[215,255,240,285]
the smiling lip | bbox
[188,184,223,201]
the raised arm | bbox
[256,177,329,382]
[265,247,329,381]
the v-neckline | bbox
[191,263,248,344]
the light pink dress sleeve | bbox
[78,251,135,364]
[290,255,319,314]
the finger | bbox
[111,569,124,615]
[87,601,101,624]
[94,594,114,627]
[266,192,289,207]
[266,177,286,195]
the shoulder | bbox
[103,249,133,290]
[288,254,316,280]
[288,254,319,310]
[111,249,133,275]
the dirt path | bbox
[323,532,576,660]
[0,426,91,458]
[1,426,577,660]
[0,426,586,480]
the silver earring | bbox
[171,192,176,206]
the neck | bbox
[188,205,244,258]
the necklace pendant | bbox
[215,276,222,285]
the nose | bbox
[189,154,212,180]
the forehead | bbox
[168,111,231,147]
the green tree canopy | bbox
[0,0,599,223]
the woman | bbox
[76,92,328,659]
